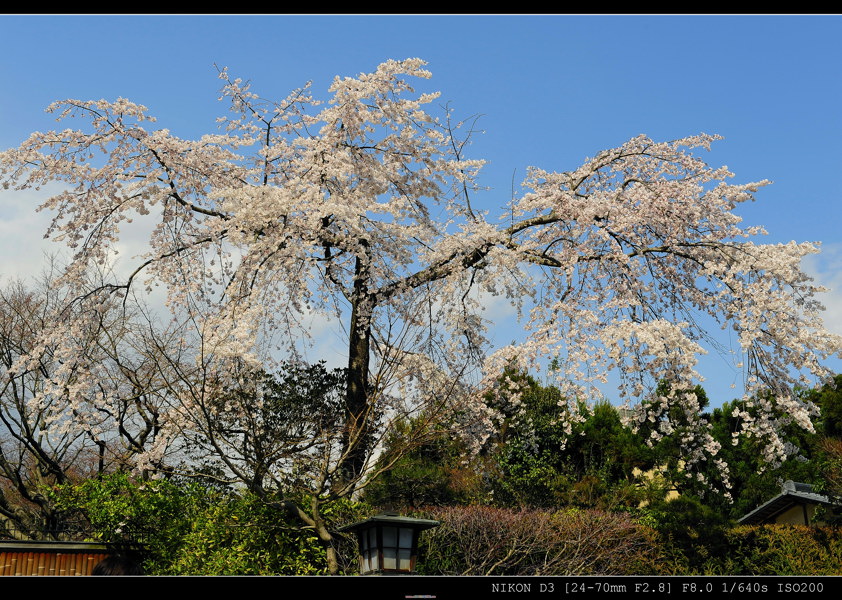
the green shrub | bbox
[642,496,734,574]
[719,525,842,575]
[639,518,842,575]
[51,473,367,574]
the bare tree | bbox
[0,273,171,538]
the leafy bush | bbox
[711,525,842,575]
[50,472,192,571]
[363,419,486,509]
[52,473,367,574]
[642,496,735,574]
[640,511,842,575]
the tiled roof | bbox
[737,480,836,525]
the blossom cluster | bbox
[1,58,839,486]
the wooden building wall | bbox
[0,542,110,576]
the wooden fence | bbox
[0,541,110,576]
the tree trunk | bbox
[342,259,372,486]
[314,507,340,575]
[283,498,341,575]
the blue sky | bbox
[1,14,840,405]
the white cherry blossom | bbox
[1,58,839,491]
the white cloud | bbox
[0,186,71,283]
[801,243,842,382]
[803,242,842,337]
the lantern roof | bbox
[339,512,439,533]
